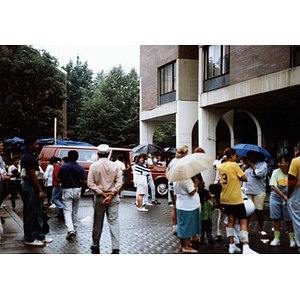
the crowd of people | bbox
[166,143,300,254]
[2,138,300,254]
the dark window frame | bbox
[292,45,300,67]
[159,61,177,105]
[203,45,230,92]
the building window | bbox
[203,45,230,92]
[159,61,176,104]
[160,61,176,95]
[205,45,230,80]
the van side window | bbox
[58,150,97,162]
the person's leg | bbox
[0,181,4,207]
[91,195,106,251]
[149,175,156,201]
[106,196,120,252]
[207,219,215,244]
[52,186,64,209]
[10,181,16,209]
[270,219,281,246]
[72,188,81,231]
[253,193,266,234]
[215,209,226,241]
[21,182,37,242]
[62,189,75,233]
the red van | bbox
[39,145,168,197]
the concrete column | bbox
[176,100,198,153]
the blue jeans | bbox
[52,186,64,209]
[21,181,45,242]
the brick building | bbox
[139,45,300,184]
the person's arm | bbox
[102,167,123,204]
[273,185,288,201]
[189,178,199,195]
[239,174,248,182]
[87,165,103,196]
[288,174,297,197]
[27,168,45,201]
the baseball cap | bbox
[97,144,110,154]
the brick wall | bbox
[140,45,198,110]
[230,45,291,84]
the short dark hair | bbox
[278,154,291,164]
[68,150,79,162]
[24,136,37,148]
[62,157,69,163]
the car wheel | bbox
[155,180,168,198]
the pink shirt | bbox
[87,158,122,195]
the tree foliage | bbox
[0,45,66,139]
[64,56,94,140]
[153,122,176,148]
[76,66,140,147]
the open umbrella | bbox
[132,143,164,154]
[164,147,177,154]
[233,143,271,159]
[166,153,214,182]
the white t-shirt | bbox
[8,165,21,181]
[115,159,125,173]
[213,159,221,183]
[174,179,200,211]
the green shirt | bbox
[201,199,214,220]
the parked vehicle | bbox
[39,145,168,197]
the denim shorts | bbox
[270,193,292,221]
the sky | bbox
[33,45,140,76]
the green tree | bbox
[153,122,176,148]
[64,56,94,140]
[76,66,139,147]
[0,45,66,139]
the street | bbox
[1,190,299,254]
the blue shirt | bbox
[243,161,267,195]
[58,162,86,188]
[20,152,39,171]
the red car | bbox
[39,145,168,197]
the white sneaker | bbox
[42,238,53,244]
[259,230,267,236]
[270,238,280,246]
[138,207,148,212]
[229,244,241,254]
[49,204,56,209]
[290,239,296,248]
[243,246,258,254]
[25,239,44,247]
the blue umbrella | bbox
[233,143,272,159]
[4,137,24,143]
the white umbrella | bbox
[166,153,214,182]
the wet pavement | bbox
[0,190,298,254]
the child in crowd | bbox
[200,189,216,245]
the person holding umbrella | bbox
[242,151,268,236]
[218,147,257,254]
[166,145,189,235]
[173,174,201,253]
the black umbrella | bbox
[164,147,177,154]
[132,143,164,154]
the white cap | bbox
[97,144,110,154]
